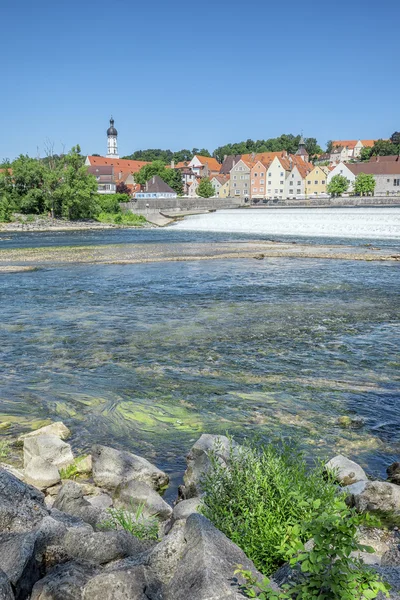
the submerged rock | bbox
[337,415,365,429]
[23,435,74,470]
[325,454,367,486]
[91,445,168,492]
[114,480,172,521]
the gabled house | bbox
[135,175,177,199]
[219,155,242,174]
[188,155,221,178]
[327,162,356,190]
[85,156,149,195]
[187,178,201,198]
[346,156,400,196]
[87,165,116,194]
[304,165,330,196]
[229,159,251,199]
[210,174,230,197]
[219,178,231,198]
[266,156,291,199]
[248,160,267,199]
[330,140,380,163]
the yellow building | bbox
[305,166,330,196]
[219,178,231,198]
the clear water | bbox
[0,213,399,495]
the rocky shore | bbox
[0,422,400,599]
[0,215,153,233]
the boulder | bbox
[325,455,367,486]
[91,445,168,492]
[374,567,400,600]
[0,570,14,600]
[173,497,202,521]
[180,434,233,499]
[52,482,103,528]
[387,463,400,485]
[161,513,264,600]
[114,481,172,521]
[31,561,98,600]
[75,455,92,475]
[19,422,71,442]
[144,520,186,594]
[63,529,147,565]
[0,531,40,600]
[23,435,74,469]
[82,565,149,600]
[0,463,24,482]
[49,508,94,534]
[0,468,48,532]
[347,480,400,518]
[24,457,60,491]
[382,547,400,567]
[85,493,113,510]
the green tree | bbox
[370,139,400,156]
[196,178,214,198]
[390,131,400,145]
[11,155,47,212]
[0,193,13,222]
[327,174,349,197]
[326,140,333,154]
[305,138,323,157]
[354,172,376,196]
[360,147,372,161]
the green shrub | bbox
[236,498,389,599]
[200,440,338,574]
[0,440,11,459]
[96,194,122,214]
[0,196,14,222]
[96,212,147,226]
[99,502,159,541]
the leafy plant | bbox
[59,463,79,480]
[0,440,11,459]
[236,499,389,599]
[200,440,338,574]
[327,174,350,197]
[354,173,376,196]
[96,211,147,226]
[99,502,159,541]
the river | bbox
[0,208,399,498]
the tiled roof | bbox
[194,155,221,172]
[332,141,358,149]
[145,175,175,193]
[86,156,149,173]
[219,155,242,174]
[361,140,378,147]
[347,158,400,175]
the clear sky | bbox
[1,0,399,160]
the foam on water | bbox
[173,208,400,239]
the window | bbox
[280,172,284,176]
[307,180,311,185]
[314,181,318,185]
[297,181,301,185]
[254,173,258,177]
[233,175,237,180]
[235,190,240,195]
[291,174,294,178]
[322,180,325,184]
[297,189,301,193]
[394,179,400,186]
[268,172,272,177]
[280,181,284,185]
[260,187,264,192]
[274,189,278,193]
[244,183,248,187]
[260,179,264,184]
[233,183,237,188]
[251,179,254,184]
[289,189,294,194]
[280,189,283,193]
[289,181,293,186]
[253,187,257,192]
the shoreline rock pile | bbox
[0,423,399,599]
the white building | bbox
[106,117,119,158]
[327,162,356,190]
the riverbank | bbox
[0,215,154,232]
[0,239,399,268]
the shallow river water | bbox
[0,209,399,496]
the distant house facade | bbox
[87,165,116,194]
[266,156,289,199]
[327,162,356,190]
[249,161,267,199]
[229,159,251,198]
[305,165,329,196]
[330,140,378,163]
[347,157,400,196]
[210,174,230,197]
[136,175,177,199]
[188,155,221,178]
[284,165,305,198]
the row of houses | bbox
[328,156,400,195]
[319,139,378,164]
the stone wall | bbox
[121,196,245,214]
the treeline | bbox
[0,146,127,222]
[121,134,323,165]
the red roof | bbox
[193,155,221,172]
[86,156,149,173]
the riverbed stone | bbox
[387,463,400,485]
[19,422,71,442]
[91,444,169,492]
[24,457,60,491]
[85,493,113,510]
[144,519,186,594]
[0,531,40,600]
[181,434,234,499]
[82,565,149,600]
[31,561,98,600]
[172,497,202,521]
[0,468,48,532]
[0,463,25,482]
[0,570,13,599]
[337,415,365,429]
[325,454,368,485]
[114,480,172,521]
[160,513,264,600]
[23,435,74,470]
[63,529,146,565]
[347,480,400,519]
[52,482,102,528]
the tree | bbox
[305,138,323,157]
[196,178,214,198]
[360,147,372,161]
[390,131,400,145]
[370,139,400,156]
[116,181,131,195]
[326,140,333,154]
[354,173,376,196]
[327,174,349,197]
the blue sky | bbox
[1,0,399,160]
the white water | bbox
[173,208,400,239]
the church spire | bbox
[106,116,119,158]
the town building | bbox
[326,162,356,190]
[229,159,251,199]
[187,178,200,197]
[210,174,230,197]
[330,140,378,163]
[304,165,330,196]
[136,175,177,199]
[296,136,309,162]
[346,156,400,196]
[249,160,267,199]
[188,155,221,178]
[86,165,116,194]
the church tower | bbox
[296,135,309,162]
[107,117,119,158]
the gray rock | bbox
[85,493,113,510]
[0,531,40,600]
[0,468,48,532]
[0,463,24,482]
[382,547,400,567]
[181,434,233,499]
[374,566,400,600]
[53,482,103,528]
[75,455,92,475]
[24,457,60,491]
[387,463,400,485]
[23,435,74,469]
[19,422,71,442]
[82,565,149,600]
[144,520,186,591]
[114,480,172,521]
[325,455,368,486]
[173,497,202,521]
[161,513,264,600]
[0,570,14,600]
[91,445,168,492]
[350,481,400,517]
[63,529,146,565]
[31,561,98,600]
[49,508,94,533]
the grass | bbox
[0,440,11,460]
[200,439,339,575]
[96,212,147,226]
[99,502,159,541]
[59,463,79,480]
